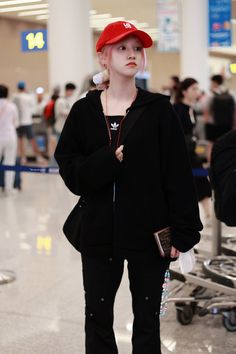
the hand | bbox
[115,145,124,162]
[170,246,180,258]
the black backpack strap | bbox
[119,106,145,145]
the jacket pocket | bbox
[63,197,86,251]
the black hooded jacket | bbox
[55,88,202,258]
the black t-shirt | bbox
[107,115,123,149]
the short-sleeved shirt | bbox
[0,99,18,140]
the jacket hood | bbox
[86,87,170,112]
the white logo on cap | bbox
[123,22,132,29]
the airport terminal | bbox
[0,1,236,353]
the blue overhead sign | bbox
[21,29,48,52]
[209,0,231,47]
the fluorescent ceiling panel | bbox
[0,0,42,6]
[0,3,48,12]
[18,9,48,16]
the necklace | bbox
[104,88,138,147]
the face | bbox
[168,78,175,89]
[183,83,200,103]
[103,36,144,78]
[210,80,218,91]
[37,93,43,102]
[65,89,75,97]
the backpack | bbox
[43,99,55,126]
[210,91,235,127]
[210,130,236,226]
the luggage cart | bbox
[168,255,236,331]
[221,235,236,256]
[166,213,236,332]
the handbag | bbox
[63,197,86,251]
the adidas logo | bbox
[111,122,119,130]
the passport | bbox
[154,227,172,258]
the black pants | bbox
[81,254,169,354]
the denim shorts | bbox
[17,125,34,140]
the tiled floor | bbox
[0,172,235,354]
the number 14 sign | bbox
[21,29,48,52]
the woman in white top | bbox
[0,85,19,195]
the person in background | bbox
[174,78,212,227]
[162,75,180,103]
[210,129,236,227]
[193,90,208,140]
[0,85,18,196]
[55,21,202,354]
[32,87,48,155]
[43,91,60,160]
[54,82,77,136]
[79,73,98,97]
[33,86,48,118]
[12,81,47,164]
[203,74,235,162]
[79,76,97,99]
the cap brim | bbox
[106,29,153,48]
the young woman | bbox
[55,22,202,354]
[173,78,212,226]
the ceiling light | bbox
[91,16,125,28]
[18,9,48,16]
[0,3,48,13]
[0,0,42,6]
[36,14,49,20]
[90,13,111,19]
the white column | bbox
[181,0,209,92]
[48,0,93,92]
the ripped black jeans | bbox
[81,254,169,354]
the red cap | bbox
[96,21,153,52]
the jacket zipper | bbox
[113,109,129,203]
[103,109,130,204]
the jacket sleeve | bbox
[159,100,203,252]
[54,102,121,196]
